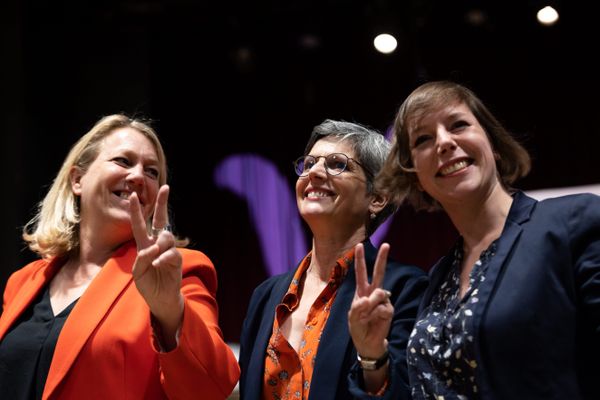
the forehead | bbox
[309,137,355,157]
[100,127,158,158]
[408,101,473,134]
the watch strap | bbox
[357,349,389,371]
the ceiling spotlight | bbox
[537,5,559,26]
[373,33,397,54]
[465,9,487,26]
[299,34,320,50]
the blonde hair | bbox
[377,81,531,210]
[23,114,169,259]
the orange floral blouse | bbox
[262,248,353,400]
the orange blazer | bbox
[0,241,240,400]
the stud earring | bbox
[370,212,376,220]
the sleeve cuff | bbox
[150,313,183,353]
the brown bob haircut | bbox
[376,80,531,210]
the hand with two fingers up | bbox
[129,184,183,351]
[348,242,394,394]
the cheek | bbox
[413,170,427,191]
[409,157,430,190]
[295,178,306,197]
[413,175,425,192]
[410,152,426,172]
[146,181,160,204]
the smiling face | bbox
[408,101,501,207]
[296,137,377,235]
[70,127,160,239]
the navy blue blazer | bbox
[239,240,427,400]
[418,191,600,399]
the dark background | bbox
[2,0,599,342]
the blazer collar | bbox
[506,190,536,225]
[43,241,137,398]
[417,191,538,398]
[244,269,295,400]
[310,240,377,399]
[421,191,537,312]
[470,190,537,397]
[0,257,63,340]
[246,240,376,400]
[309,269,354,399]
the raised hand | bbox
[348,242,393,360]
[129,185,183,350]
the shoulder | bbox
[178,248,218,295]
[7,259,50,285]
[384,258,428,287]
[251,271,294,300]
[179,247,215,269]
[3,259,50,302]
[243,271,295,319]
[242,272,293,335]
[381,257,428,308]
[537,192,600,210]
[532,193,600,230]
[364,240,427,279]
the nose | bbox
[436,128,457,155]
[307,157,327,179]
[126,163,145,187]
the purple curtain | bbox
[214,154,308,276]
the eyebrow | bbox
[113,148,159,163]
[412,108,471,131]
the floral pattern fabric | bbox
[262,248,352,400]
[407,240,497,400]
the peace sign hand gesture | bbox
[129,185,183,350]
[348,242,393,364]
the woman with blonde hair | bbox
[0,114,239,399]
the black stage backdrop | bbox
[2,0,599,342]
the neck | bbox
[308,228,365,282]
[76,221,130,268]
[443,184,513,252]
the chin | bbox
[105,211,134,226]
[301,209,330,224]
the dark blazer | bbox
[418,191,600,399]
[239,240,428,400]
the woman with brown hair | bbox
[378,80,600,399]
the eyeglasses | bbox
[293,153,372,177]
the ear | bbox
[368,192,388,215]
[69,166,84,196]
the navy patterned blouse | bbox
[407,240,497,400]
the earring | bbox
[370,212,376,220]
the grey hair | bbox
[304,119,396,236]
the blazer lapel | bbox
[43,241,138,398]
[245,272,294,400]
[474,191,536,315]
[0,258,62,340]
[309,253,360,400]
[471,191,536,391]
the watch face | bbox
[360,360,378,370]
[357,350,389,371]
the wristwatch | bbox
[357,350,389,371]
